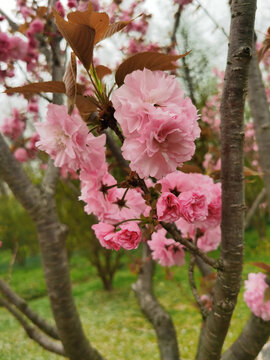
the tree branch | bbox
[221,314,270,360]
[245,187,266,229]
[0,8,18,31]
[0,298,65,356]
[161,222,221,270]
[132,243,180,360]
[0,278,59,340]
[197,1,257,359]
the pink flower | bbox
[0,32,11,62]
[197,226,221,252]
[116,222,142,250]
[0,108,26,140]
[35,104,106,173]
[28,19,44,35]
[92,223,120,251]
[9,36,27,61]
[55,1,65,17]
[159,171,221,229]
[148,228,185,267]
[14,148,28,162]
[68,0,77,8]
[157,192,181,222]
[112,69,200,179]
[178,190,208,223]
[244,272,270,321]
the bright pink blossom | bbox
[0,32,11,62]
[55,1,65,17]
[9,36,27,60]
[28,19,44,35]
[244,272,270,321]
[157,192,181,222]
[92,223,120,251]
[14,148,28,162]
[116,222,142,250]
[112,69,200,179]
[178,190,208,223]
[148,228,185,267]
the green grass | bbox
[0,230,269,360]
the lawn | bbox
[0,228,269,360]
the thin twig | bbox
[0,278,59,340]
[188,230,210,319]
[195,0,229,40]
[7,239,18,283]
[245,188,266,230]
[0,298,65,356]
[161,222,221,270]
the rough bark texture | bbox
[0,134,104,360]
[248,44,270,213]
[132,244,180,360]
[197,1,257,359]
[221,314,270,360]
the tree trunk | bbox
[197,1,257,359]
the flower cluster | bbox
[244,272,270,321]
[157,171,222,252]
[0,108,26,140]
[112,69,200,179]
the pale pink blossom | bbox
[35,104,106,173]
[178,190,208,223]
[0,108,26,140]
[244,272,270,321]
[14,148,28,162]
[112,69,199,179]
[92,223,120,251]
[197,226,221,252]
[148,228,185,267]
[116,222,142,250]
[159,171,221,228]
[80,171,148,224]
[157,192,181,222]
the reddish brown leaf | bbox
[115,51,191,86]
[36,6,48,18]
[75,95,97,121]
[67,3,109,44]
[95,65,112,79]
[179,164,202,174]
[5,81,66,95]
[252,262,270,273]
[97,20,130,43]
[52,8,95,70]
[63,52,77,114]
[18,23,29,34]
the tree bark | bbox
[132,243,180,360]
[248,43,270,213]
[197,1,257,359]
[221,314,270,360]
